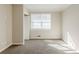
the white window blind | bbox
[31,13,51,29]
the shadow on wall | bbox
[66,32,76,50]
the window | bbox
[31,13,51,29]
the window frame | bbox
[31,13,51,30]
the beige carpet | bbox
[0,40,77,54]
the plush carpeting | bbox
[0,40,78,54]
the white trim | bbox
[24,39,30,41]
[12,43,24,45]
[30,38,62,40]
[0,43,12,53]
[0,42,24,53]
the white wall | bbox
[23,16,30,40]
[24,6,29,16]
[12,4,24,44]
[62,5,79,50]
[0,5,12,52]
[30,12,62,39]
[23,6,30,40]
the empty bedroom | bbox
[0,4,79,54]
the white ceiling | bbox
[24,4,71,12]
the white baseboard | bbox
[0,43,12,53]
[0,43,23,53]
[24,39,29,40]
[12,43,23,45]
[30,38,62,40]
